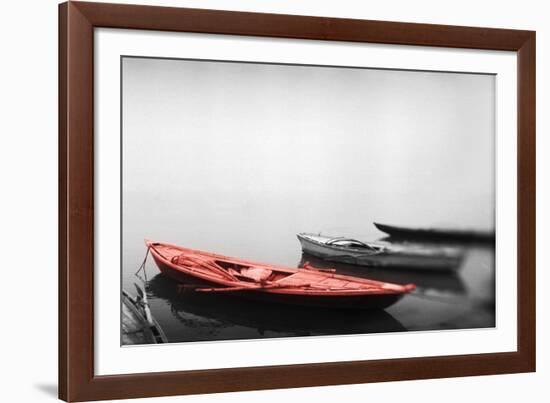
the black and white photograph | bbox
[121,56,496,345]
[2,0,543,402]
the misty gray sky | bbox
[122,57,494,247]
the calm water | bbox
[122,192,495,344]
[122,58,495,344]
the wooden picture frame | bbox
[59,1,535,401]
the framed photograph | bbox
[59,1,535,401]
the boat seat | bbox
[239,267,272,282]
[326,237,377,251]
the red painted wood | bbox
[147,240,415,298]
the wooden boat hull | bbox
[152,257,403,309]
[147,274,407,337]
[374,222,495,243]
[148,242,413,310]
[122,289,167,345]
[297,233,462,271]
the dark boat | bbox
[122,285,167,345]
[297,233,463,271]
[374,222,495,243]
[146,240,415,310]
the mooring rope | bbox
[134,246,151,283]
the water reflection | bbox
[299,253,467,295]
[124,235,495,344]
[146,273,406,343]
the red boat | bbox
[146,240,415,310]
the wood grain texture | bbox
[58,3,68,400]
[59,2,95,401]
[516,32,536,371]
[59,1,536,401]
[74,1,532,50]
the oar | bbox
[196,282,311,293]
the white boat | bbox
[297,233,463,271]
